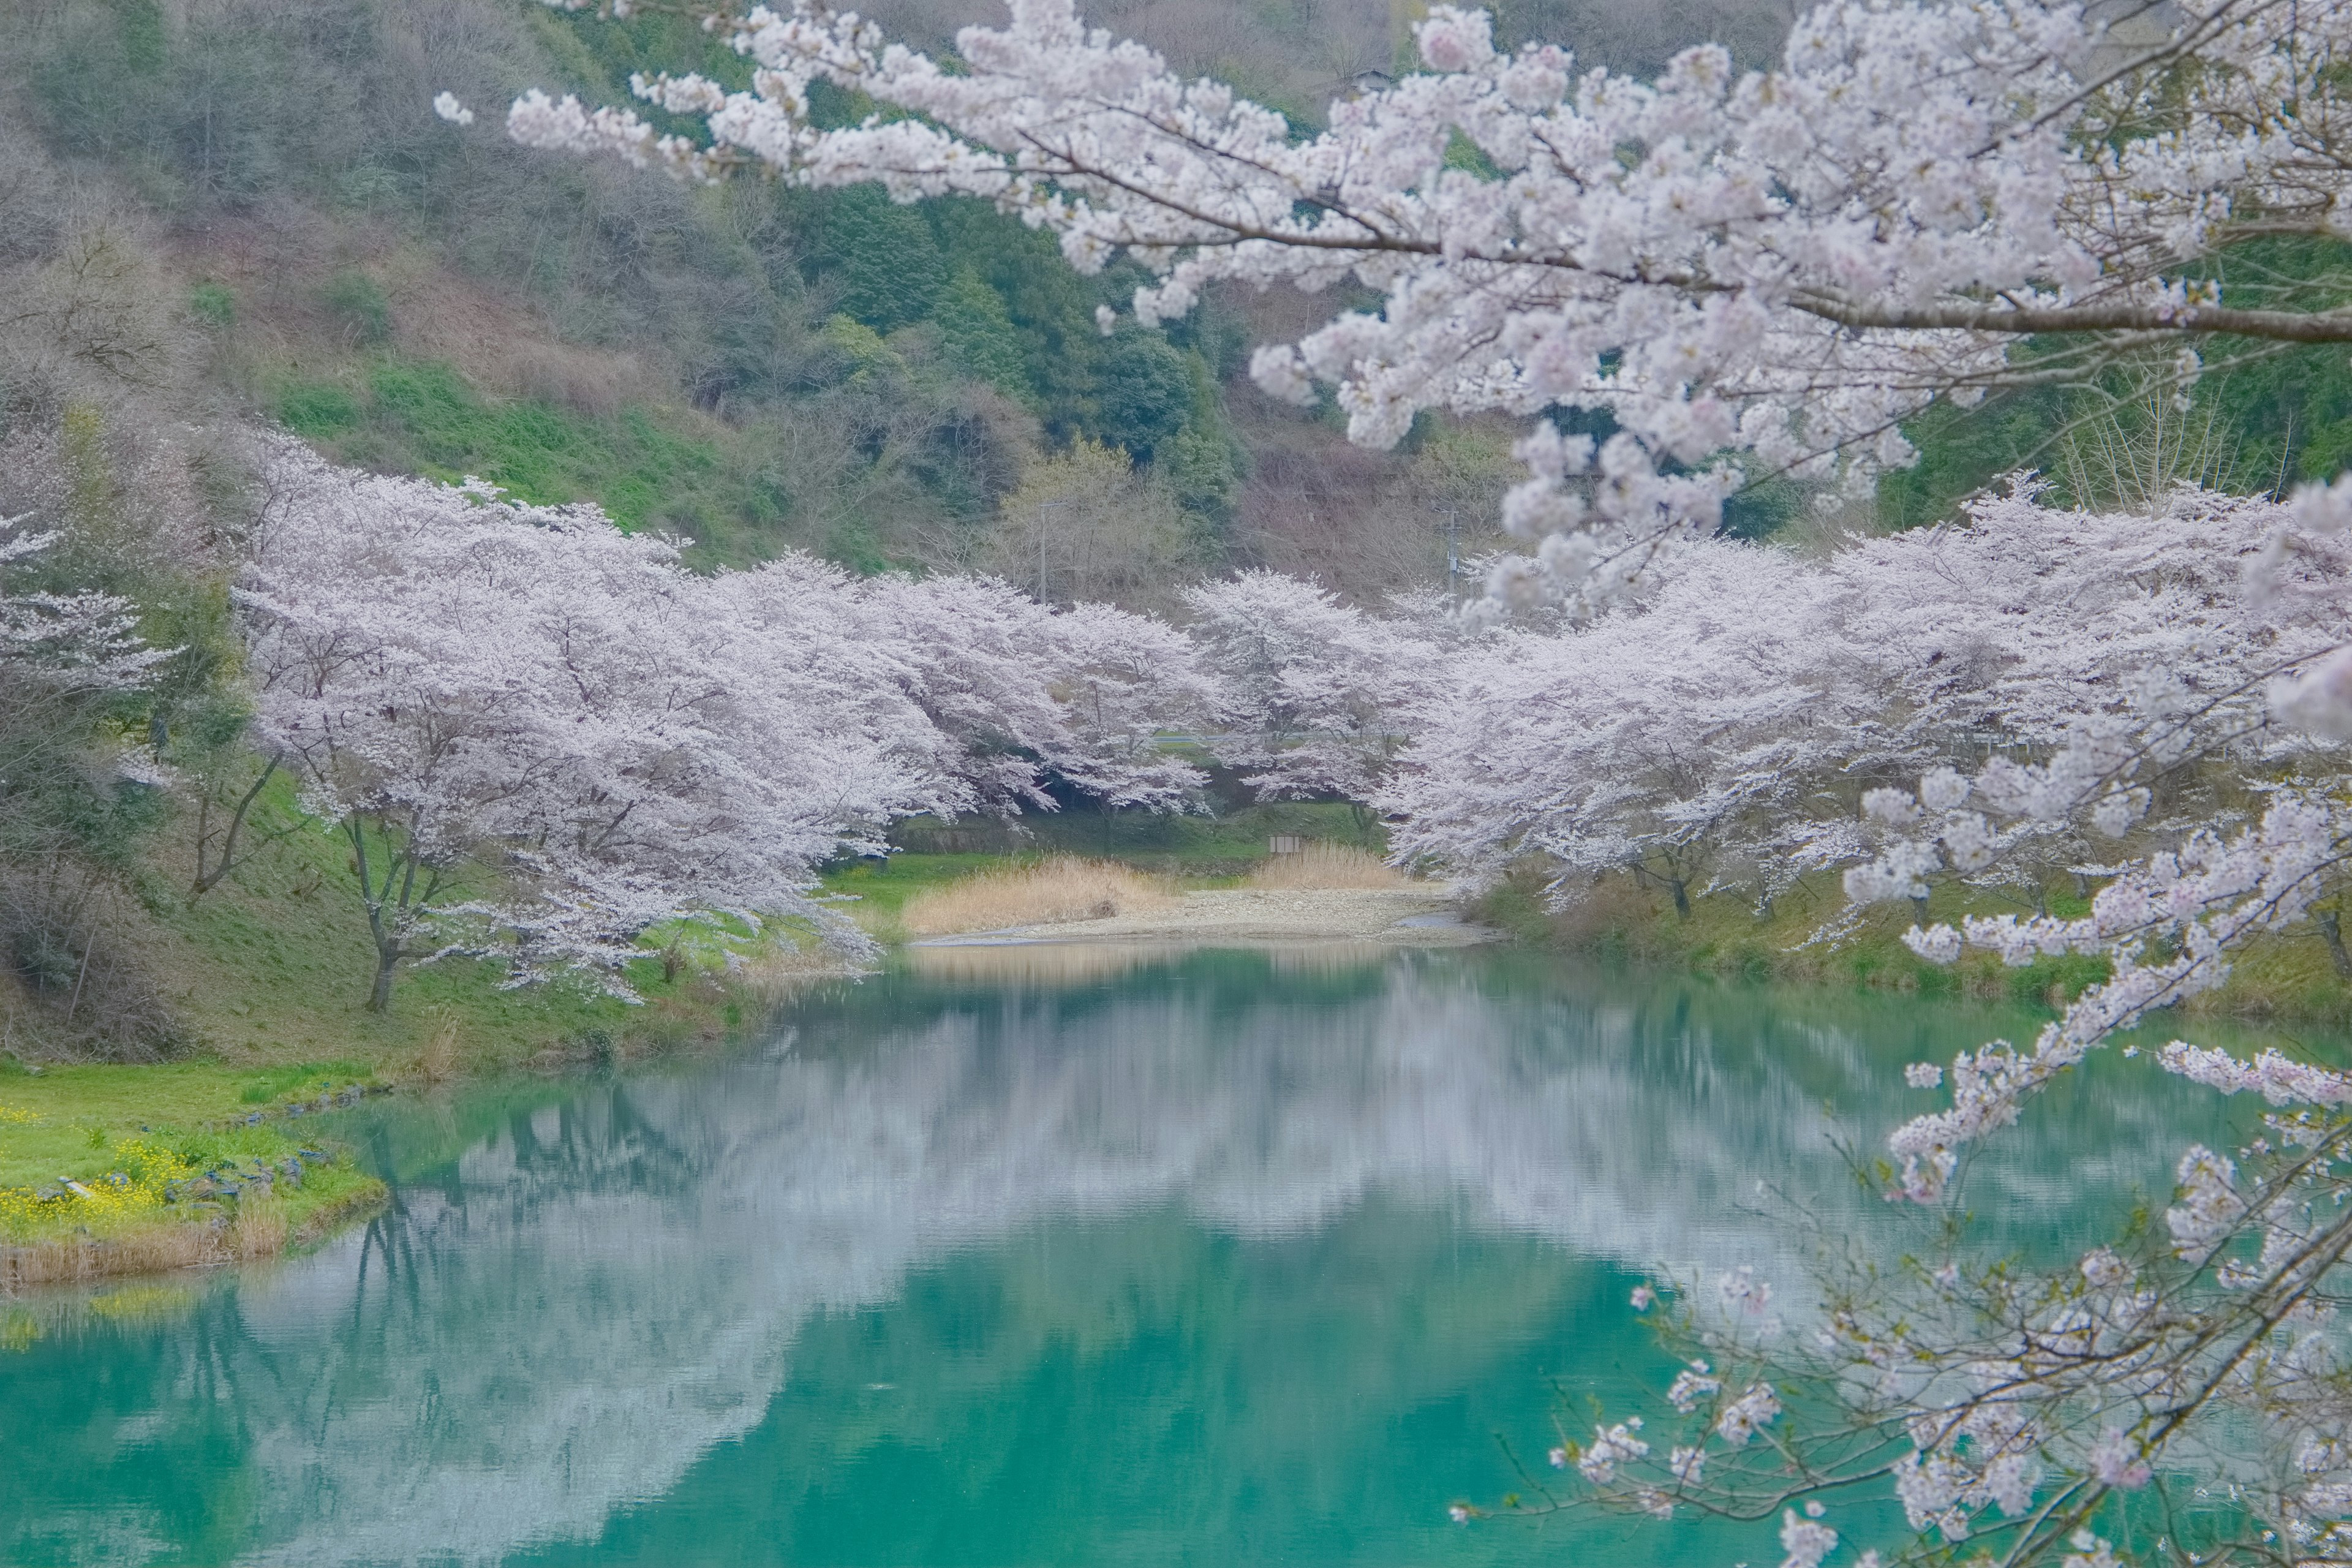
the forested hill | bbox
[18,0,2352,612]
[8,0,1745,606]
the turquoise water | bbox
[0,945,2286,1566]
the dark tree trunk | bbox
[2322,910,2352,980]
[1669,876,1691,919]
[368,943,399,1012]
[190,755,281,900]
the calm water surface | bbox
[0,945,2303,1566]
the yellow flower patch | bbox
[0,1136,198,1238]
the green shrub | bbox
[274,383,361,438]
[188,282,235,328]
[320,271,391,347]
[2004,952,2111,1006]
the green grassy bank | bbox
[0,794,1368,1283]
[1471,867,2352,1024]
[0,778,843,1284]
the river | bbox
[0,943,2294,1566]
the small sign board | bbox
[1268,835,1305,855]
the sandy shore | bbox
[912,886,1494,948]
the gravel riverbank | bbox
[911,886,1494,947]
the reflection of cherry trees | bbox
[23,954,2231,1566]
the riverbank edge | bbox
[0,951,865,1289]
[918,884,1493,947]
[1469,867,2352,1026]
[31,831,2335,1295]
[0,1176,391,1292]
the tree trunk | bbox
[1669,876,1691,919]
[368,943,399,1012]
[2322,910,2352,980]
[1912,894,1931,927]
[191,755,281,900]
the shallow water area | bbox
[0,946,2311,1566]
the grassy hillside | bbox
[1,0,1542,597]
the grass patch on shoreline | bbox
[1474,866,2351,1022]
[0,775,840,1280]
[899,857,1177,937]
[821,853,1005,940]
[0,1072,387,1287]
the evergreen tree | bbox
[930,268,1028,398]
[806,187,946,332]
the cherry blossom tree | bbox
[1389,483,2352,916]
[239,441,1218,1008]
[1383,541,1876,914]
[0,507,173,858]
[1181,570,1451,804]
[1043,598,1222,808]
[241,443,937,1007]
[860,570,1216,813]
[483,0,2352,609]
[461,0,2352,1556]
[0,513,166,695]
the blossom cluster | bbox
[239,440,1222,990]
[1381,483,2351,914]
[0,510,170,695]
[499,0,2352,606]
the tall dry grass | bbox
[232,1196,290,1261]
[901,857,1176,937]
[1,1221,225,1287]
[1245,842,1414,891]
[417,1013,461,1085]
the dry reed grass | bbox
[232,1196,290,1260]
[417,1014,460,1085]
[900,857,1176,937]
[1245,842,1414,891]
[0,1183,385,1289]
[1,1219,225,1287]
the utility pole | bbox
[1430,502,1461,598]
[1037,499,1068,603]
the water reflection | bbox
[0,948,2267,1566]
